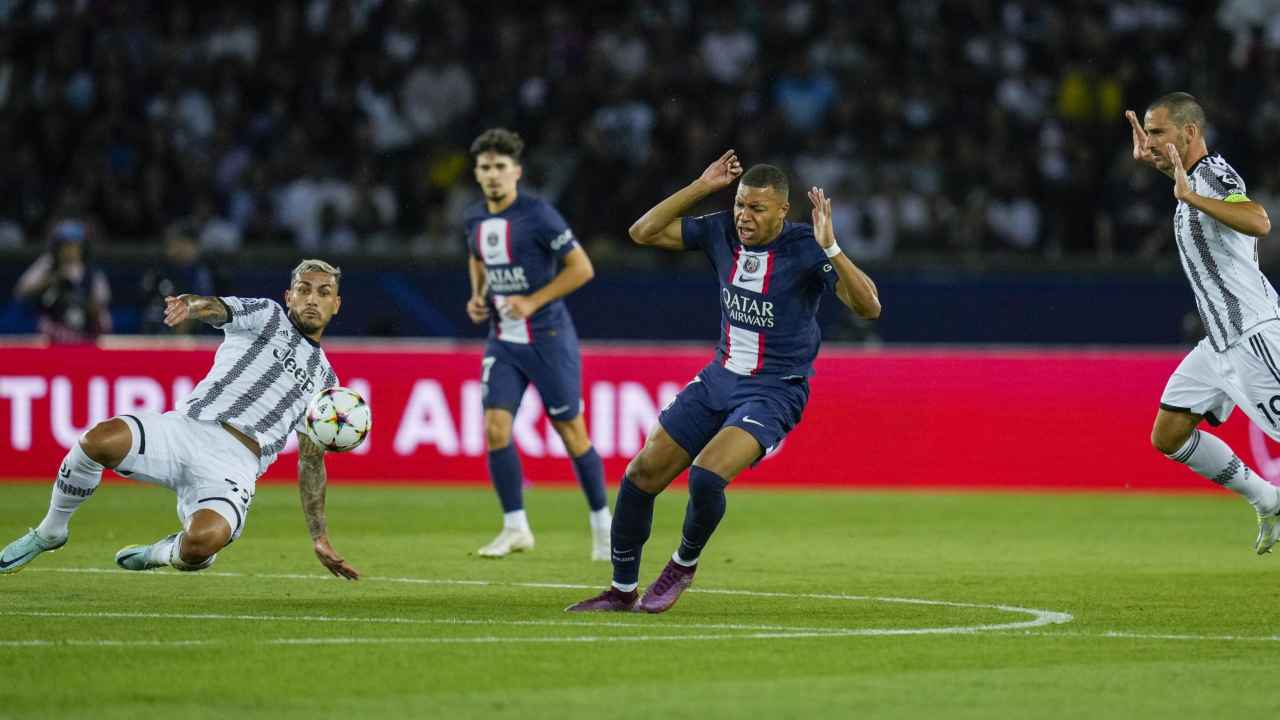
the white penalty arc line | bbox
[6,566,1073,646]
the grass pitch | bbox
[1,480,1277,719]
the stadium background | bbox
[4,0,1280,488]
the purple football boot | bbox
[638,560,697,613]
[565,587,639,612]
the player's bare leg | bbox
[566,425,691,611]
[1153,408,1280,553]
[1,419,131,574]
[638,427,758,613]
[478,409,534,557]
[116,509,231,571]
[551,415,611,560]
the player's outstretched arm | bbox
[164,294,229,327]
[808,187,881,319]
[1162,142,1272,237]
[503,245,594,320]
[628,149,743,251]
[297,431,360,580]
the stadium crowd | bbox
[3,0,1280,268]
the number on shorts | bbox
[481,356,496,384]
[1256,395,1280,426]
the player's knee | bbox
[485,422,512,450]
[1151,423,1191,456]
[551,420,590,456]
[79,418,132,468]
[180,524,230,562]
[625,454,666,494]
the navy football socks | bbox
[487,444,524,513]
[610,477,656,588]
[571,447,608,512]
[676,466,729,565]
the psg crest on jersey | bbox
[487,233,500,246]
[744,256,761,273]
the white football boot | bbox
[477,527,535,558]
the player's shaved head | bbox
[1147,92,1206,131]
[470,128,525,163]
[740,164,789,199]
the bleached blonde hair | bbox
[291,258,342,290]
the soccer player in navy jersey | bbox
[463,128,611,560]
[568,150,881,612]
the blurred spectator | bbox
[13,220,112,344]
[0,0,1268,266]
[138,222,221,334]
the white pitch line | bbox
[27,566,1073,631]
[1007,630,1280,643]
[6,566,1073,647]
[2,609,839,634]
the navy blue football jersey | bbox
[464,194,579,343]
[681,210,838,377]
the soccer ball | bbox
[305,387,371,452]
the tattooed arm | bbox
[298,431,361,580]
[163,294,229,327]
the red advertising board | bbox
[1,340,1273,491]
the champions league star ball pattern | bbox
[305,387,371,452]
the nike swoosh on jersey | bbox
[741,416,766,427]
[548,405,571,414]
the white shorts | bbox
[113,411,259,542]
[1161,321,1280,441]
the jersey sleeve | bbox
[535,204,579,260]
[217,297,285,334]
[463,221,480,260]
[805,233,839,294]
[1199,160,1249,201]
[680,211,729,252]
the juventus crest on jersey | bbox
[1173,153,1280,352]
[181,297,338,474]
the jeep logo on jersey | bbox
[272,345,317,393]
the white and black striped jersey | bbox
[1173,153,1280,352]
[181,297,338,475]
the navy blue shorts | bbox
[481,329,582,421]
[658,362,810,462]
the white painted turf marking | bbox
[1,566,1085,647]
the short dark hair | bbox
[1147,92,1206,130]
[740,164,789,199]
[470,128,524,162]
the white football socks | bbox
[36,443,103,541]
[1167,429,1280,513]
[589,507,611,531]
[503,509,530,533]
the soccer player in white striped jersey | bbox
[0,259,361,579]
[1127,92,1280,554]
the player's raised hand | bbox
[314,536,360,580]
[465,294,490,324]
[1125,110,1156,165]
[698,149,743,191]
[163,295,192,327]
[1164,143,1192,201]
[808,186,836,250]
